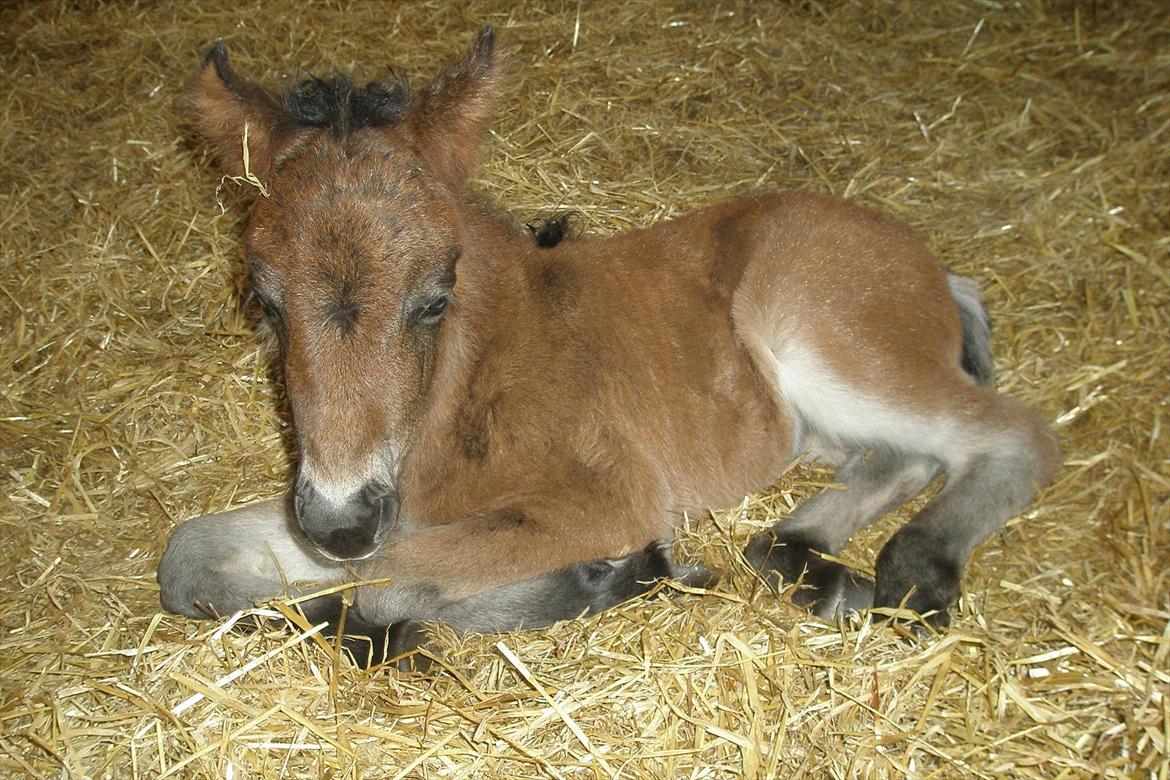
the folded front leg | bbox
[310,539,714,668]
[157,497,349,619]
[352,498,673,629]
[433,538,715,632]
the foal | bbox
[159,28,1059,655]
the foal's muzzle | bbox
[293,478,400,560]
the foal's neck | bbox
[433,191,537,377]
[453,192,538,305]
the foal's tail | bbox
[948,273,995,387]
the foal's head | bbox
[191,29,499,559]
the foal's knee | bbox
[158,518,242,618]
[978,396,1061,492]
[1020,413,1061,489]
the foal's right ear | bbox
[190,41,289,181]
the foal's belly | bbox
[663,345,796,518]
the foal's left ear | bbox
[408,27,500,183]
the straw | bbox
[1,1,1166,776]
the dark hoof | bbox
[338,619,435,672]
[825,567,876,620]
[295,593,437,672]
[673,561,721,589]
[870,602,952,633]
[745,531,874,620]
[384,620,436,673]
[873,531,960,630]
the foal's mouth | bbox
[312,541,383,563]
[293,480,400,561]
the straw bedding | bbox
[1,1,1166,777]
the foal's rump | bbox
[726,193,972,454]
[723,192,1053,465]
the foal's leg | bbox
[158,498,348,619]
[730,203,1058,627]
[871,391,1059,626]
[433,539,714,632]
[744,448,938,619]
[351,502,675,629]
[313,541,713,668]
[160,497,699,667]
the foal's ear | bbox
[190,41,289,181]
[409,27,500,183]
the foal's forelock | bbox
[283,73,411,138]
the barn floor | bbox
[1,1,1166,777]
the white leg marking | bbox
[158,498,347,617]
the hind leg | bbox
[737,330,1056,627]
[745,448,938,619]
[873,395,1059,626]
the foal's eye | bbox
[415,295,449,325]
[252,289,282,323]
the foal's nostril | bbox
[377,490,401,531]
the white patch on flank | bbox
[766,340,964,461]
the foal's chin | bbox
[310,538,384,563]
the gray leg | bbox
[159,500,716,672]
[309,540,714,669]
[158,497,347,619]
[745,448,938,620]
[434,539,714,633]
[874,425,1059,626]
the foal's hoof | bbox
[338,619,436,672]
[869,600,952,633]
[869,585,955,632]
[872,532,960,631]
[383,620,436,673]
[745,532,874,621]
[672,560,721,590]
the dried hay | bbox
[1,0,1167,777]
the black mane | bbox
[283,73,410,136]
